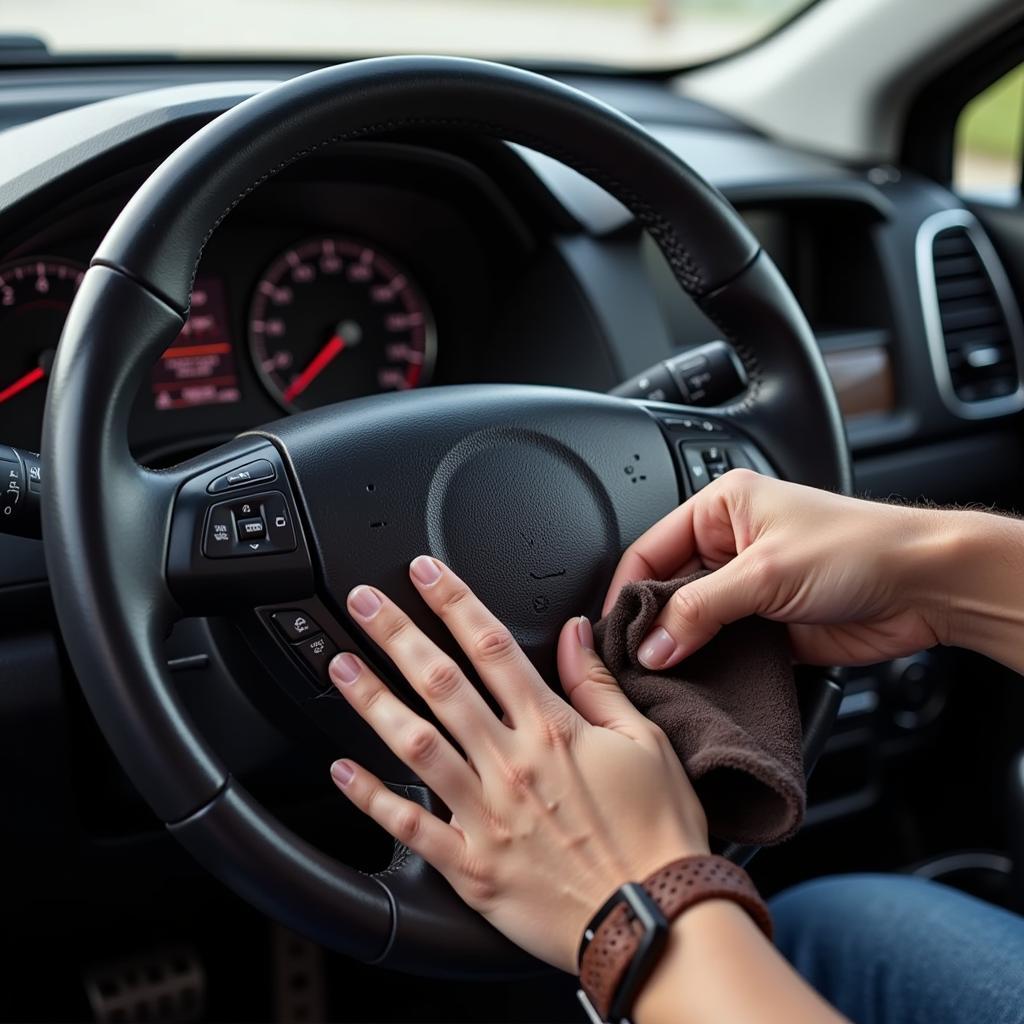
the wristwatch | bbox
[576,855,773,1024]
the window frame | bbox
[903,16,1024,196]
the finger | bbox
[556,616,649,737]
[330,758,464,869]
[329,652,482,819]
[602,501,697,616]
[637,552,763,669]
[408,556,550,722]
[346,584,505,759]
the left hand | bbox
[327,556,709,973]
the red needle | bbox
[0,366,45,405]
[283,334,345,404]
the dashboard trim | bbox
[915,207,1024,420]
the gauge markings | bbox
[247,236,436,412]
[0,256,86,449]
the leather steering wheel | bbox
[43,56,850,976]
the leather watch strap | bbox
[579,855,772,1022]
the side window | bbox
[953,64,1024,198]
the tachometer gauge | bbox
[0,257,85,451]
[247,237,436,412]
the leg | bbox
[771,874,1024,1024]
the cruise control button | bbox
[295,633,338,682]
[207,458,276,494]
[272,609,321,642]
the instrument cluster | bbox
[0,234,439,454]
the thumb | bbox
[556,616,647,735]
[637,555,763,670]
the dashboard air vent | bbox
[918,210,1024,418]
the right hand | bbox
[604,469,953,669]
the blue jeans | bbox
[771,874,1024,1024]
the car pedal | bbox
[271,926,326,1024]
[82,946,204,1023]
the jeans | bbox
[771,874,1024,1024]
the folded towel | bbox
[594,574,805,846]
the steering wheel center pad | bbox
[258,385,678,677]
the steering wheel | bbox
[43,56,850,976]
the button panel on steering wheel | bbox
[202,490,296,558]
[166,441,314,611]
[653,410,776,494]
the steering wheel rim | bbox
[42,56,850,976]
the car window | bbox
[954,64,1024,200]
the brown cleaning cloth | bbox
[594,574,805,846]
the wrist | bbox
[909,507,1024,665]
[632,900,747,1024]
[577,855,771,1023]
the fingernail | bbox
[638,627,677,669]
[410,555,442,586]
[348,585,383,620]
[577,615,593,651]
[330,652,361,685]
[330,760,354,787]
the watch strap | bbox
[578,855,772,1022]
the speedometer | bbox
[0,257,85,451]
[247,237,437,412]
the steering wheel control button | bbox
[701,447,730,481]
[203,503,236,555]
[236,516,266,540]
[679,443,760,492]
[202,491,298,558]
[207,459,276,494]
[295,633,339,681]
[660,415,725,434]
[680,444,712,491]
[263,492,297,551]
[272,609,322,643]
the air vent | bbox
[918,210,1024,418]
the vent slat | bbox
[933,235,976,257]
[931,226,1019,404]
[940,303,1003,332]
[936,277,992,301]
[943,325,1009,348]
[934,254,984,278]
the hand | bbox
[604,469,953,669]
[327,556,708,972]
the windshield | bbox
[3,0,813,69]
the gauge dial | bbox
[247,237,436,412]
[0,257,85,450]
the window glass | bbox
[954,64,1024,198]
[0,0,815,69]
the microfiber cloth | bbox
[594,574,805,846]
